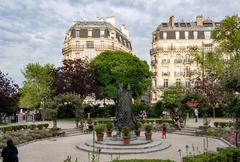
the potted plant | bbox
[135,122,142,137]
[122,126,131,144]
[145,124,153,140]
[95,124,105,141]
[106,122,113,137]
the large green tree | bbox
[45,93,83,129]
[90,50,151,101]
[161,86,185,110]
[0,71,19,121]
[19,63,54,109]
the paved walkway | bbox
[18,132,228,162]
[14,118,231,162]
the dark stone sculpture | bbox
[114,84,136,131]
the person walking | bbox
[194,108,198,123]
[162,124,167,139]
[1,139,18,162]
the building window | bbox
[154,79,157,87]
[75,53,80,59]
[86,41,94,48]
[112,42,114,49]
[185,81,191,88]
[195,81,199,87]
[204,31,211,39]
[88,30,92,37]
[175,66,181,76]
[185,31,189,39]
[163,43,168,51]
[185,54,190,63]
[164,79,168,88]
[163,32,167,39]
[100,30,105,37]
[193,31,198,39]
[176,31,179,39]
[100,41,104,49]
[76,41,80,48]
[176,79,181,87]
[75,30,80,37]
[176,43,180,50]
[84,49,96,59]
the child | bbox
[162,124,167,139]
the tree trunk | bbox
[213,107,215,119]
[236,117,239,147]
[53,119,57,129]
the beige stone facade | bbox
[150,16,219,104]
[62,16,132,60]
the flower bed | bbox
[183,147,240,162]
[0,123,49,133]
[0,128,57,149]
[112,160,173,162]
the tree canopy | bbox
[19,63,54,109]
[52,59,101,99]
[90,50,151,100]
[0,71,19,118]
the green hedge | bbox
[112,160,173,162]
[183,147,240,162]
[213,122,234,128]
[0,123,49,133]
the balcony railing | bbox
[151,60,158,66]
[183,59,192,64]
[62,45,85,54]
[152,72,157,76]
[162,72,170,76]
[174,72,184,76]
[150,46,189,54]
[174,59,182,63]
[161,59,170,64]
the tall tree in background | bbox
[52,59,101,99]
[0,71,19,121]
[90,50,151,102]
[19,63,54,109]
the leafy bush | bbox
[37,124,44,130]
[136,122,142,130]
[0,129,54,149]
[28,124,37,130]
[112,160,173,162]
[145,124,153,133]
[106,122,113,131]
[122,126,130,136]
[95,124,105,135]
[214,122,234,128]
[43,123,49,129]
[184,147,240,162]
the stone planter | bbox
[123,136,131,144]
[106,130,112,137]
[96,134,104,141]
[145,132,152,140]
[135,130,141,137]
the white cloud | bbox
[0,0,240,85]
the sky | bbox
[0,0,239,86]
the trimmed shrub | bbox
[112,160,173,162]
[28,124,37,130]
[183,147,240,162]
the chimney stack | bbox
[120,24,129,38]
[106,16,116,27]
[196,16,204,26]
[169,16,175,27]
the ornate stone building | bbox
[150,16,219,103]
[62,16,132,60]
